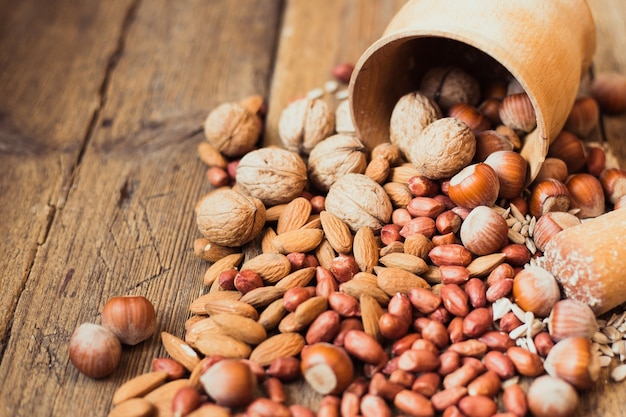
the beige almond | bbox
[377,267,430,296]
[161,332,201,372]
[198,142,228,168]
[241,253,292,283]
[249,332,306,366]
[360,294,384,341]
[112,371,169,405]
[194,333,252,359]
[204,298,259,320]
[240,286,286,309]
[353,226,379,273]
[466,253,506,277]
[189,291,242,315]
[185,317,226,346]
[315,239,337,270]
[389,163,421,183]
[275,267,316,290]
[383,182,413,208]
[211,313,267,345]
[273,228,324,254]
[108,398,156,417]
[261,227,280,254]
[294,296,328,326]
[320,210,354,254]
[203,253,245,286]
[278,312,307,333]
[193,237,238,263]
[422,265,442,284]
[300,214,322,230]
[258,298,288,331]
[265,204,287,222]
[277,197,312,234]
[144,379,190,417]
[353,271,379,286]
[340,278,390,306]
[365,156,391,184]
[379,252,429,275]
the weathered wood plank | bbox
[0,0,135,357]
[0,0,282,416]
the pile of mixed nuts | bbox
[74,64,626,417]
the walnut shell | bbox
[409,117,476,180]
[390,92,442,159]
[196,188,266,247]
[325,173,392,233]
[204,102,261,158]
[278,97,335,155]
[308,134,367,192]
[335,99,355,134]
[236,148,308,206]
[419,66,481,111]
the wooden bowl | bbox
[349,0,596,181]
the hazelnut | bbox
[483,150,528,199]
[389,91,442,159]
[419,66,481,111]
[512,265,561,317]
[547,299,599,342]
[499,93,536,132]
[547,131,587,174]
[473,130,514,162]
[448,103,491,134]
[590,72,626,114]
[308,134,367,192]
[448,163,500,209]
[101,295,157,346]
[460,206,509,255]
[544,337,600,391]
[200,359,257,407]
[564,96,599,138]
[532,157,569,184]
[409,117,476,180]
[528,179,571,218]
[204,101,261,158]
[599,167,626,204]
[527,375,579,417]
[69,323,122,379]
[236,147,308,206]
[532,211,581,252]
[301,343,354,395]
[278,97,335,155]
[196,188,266,247]
[565,173,605,218]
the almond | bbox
[275,266,316,290]
[241,253,292,283]
[376,267,430,296]
[320,210,354,254]
[189,291,242,315]
[161,332,201,371]
[185,317,226,346]
[379,253,429,275]
[365,157,391,184]
[340,278,390,306]
[261,227,280,254]
[258,298,288,331]
[360,294,384,341]
[276,197,312,234]
[403,234,435,260]
[193,237,238,263]
[193,333,252,359]
[273,229,324,253]
[198,142,228,168]
[143,379,190,416]
[204,298,259,320]
[249,332,305,366]
[210,313,267,345]
[112,371,169,405]
[315,239,337,270]
[278,312,307,333]
[239,286,286,309]
[294,296,328,326]
[353,226,379,273]
[107,398,155,417]
[466,253,506,277]
[203,253,245,286]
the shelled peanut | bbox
[102,67,626,417]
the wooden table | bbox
[1,1,625,416]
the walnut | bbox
[196,188,266,247]
[389,92,442,159]
[419,66,481,111]
[325,173,392,233]
[204,102,261,158]
[278,97,335,155]
[335,99,355,134]
[308,134,367,192]
[409,117,476,180]
[236,147,308,206]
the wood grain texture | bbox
[0,0,282,416]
